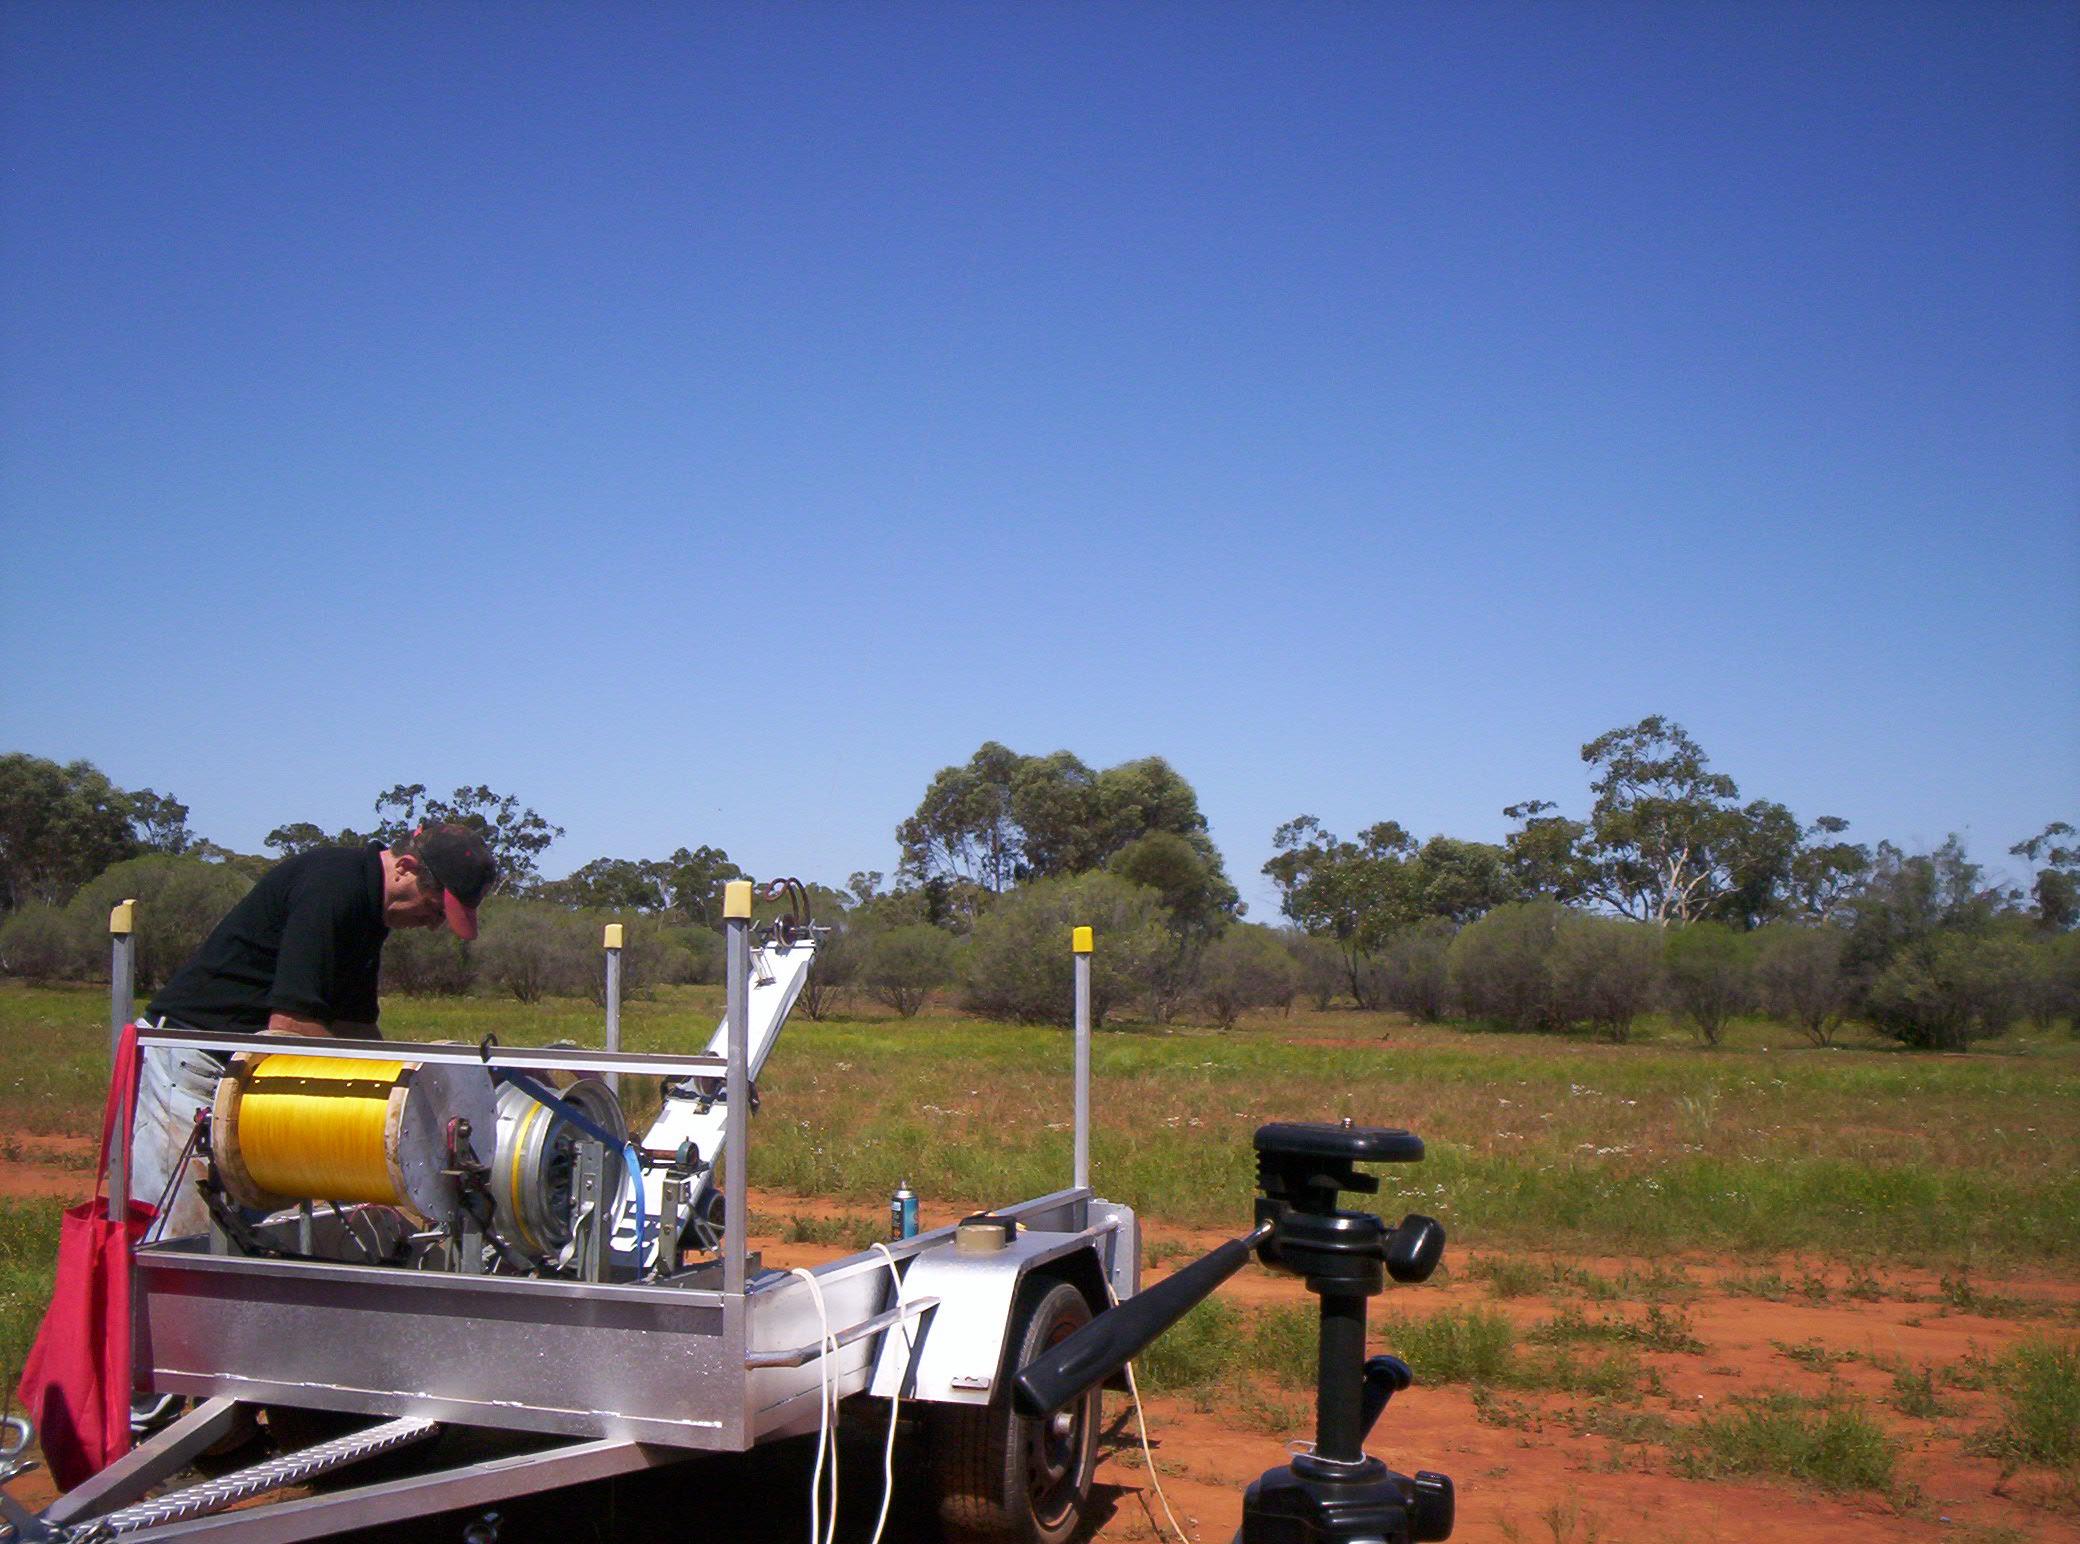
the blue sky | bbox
[3,2,2074,916]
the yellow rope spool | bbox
[211,1050,498,1226]
[235,1055,411,1207]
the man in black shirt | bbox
[132,823,497,1233]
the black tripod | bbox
[1014,1121,1455,1544]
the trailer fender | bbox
[869,1207,1136,1406]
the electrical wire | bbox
[866,1244,910,1544]
[789,1267,839,1544]
[1105,1276,1190,1544]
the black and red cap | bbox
[416,823,498,940]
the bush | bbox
[798,926,860,1020]
[860,924,958,1017]
[1195,925,1299,1028]
[1282,931,1345,1011]
[65,855,255,989]
[1549,912,1662,1043]
[1447,900,1566,1031]
[1664,922,1755,1047]
[1969,1336,2080,1470]
[2022,931,2080,1031]
[1677,1393,1898,1493]
[0,903,92,982]
[961,872,1170,1026]
[381,926,477,995]
[1369,920,1455,1023]
[1866,930,2034,1051]
[474,901,591,1003]
[1754,925,1851,1045]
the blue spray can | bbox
[890,1180,918,1240]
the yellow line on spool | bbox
[509,1099,549,1254]
[238,1053,411,1207]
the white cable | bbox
[790,1267,840,1544]
[1105,1276,1191,1544]
[866,1243,910,1544]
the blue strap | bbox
[491,1068,649,1259]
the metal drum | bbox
[490,1076,629,1257]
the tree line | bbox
[1,730,2073,1049]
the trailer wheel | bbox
[931,1278,1099,1544]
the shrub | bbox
[474,901,591,1003]
[1447,900,1566,1031]
[65,855,255,989]
[2021,930,2080,1031]
[0,903,92,982]
[1969,1336,2080,1470]
[1195,925,1299,1028]
[1866,930,2033,1050]
[1677,1393,1897,1492]
[1753,925,1851,1045]
[380,926,476,995]
[798,926,860,1020]
[860,924,958,1017]
[961,872,1169,1026]
[1369,919,1455,1023]
[1549,912,1662,1042]
[1664,922,1754,1046]
[1282,931,1345,1011]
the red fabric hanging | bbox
[15,1021,155,1491]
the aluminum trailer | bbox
[2,885,1136,1544]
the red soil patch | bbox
[744,1206,2076,1541]
[0,1133,97,1200]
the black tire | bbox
[931,1278,1100,1544]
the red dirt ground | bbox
[4,1162,2073,1539]
[752,1205,2080,1543]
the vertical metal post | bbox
[602,923,624,1097]
[723,880,753,1299]
[109,899,136,1063]
[1072,925,1093,1193]
[108,900,137,1222]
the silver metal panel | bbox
[136,1028,727,1079]
[137,1249,745,1450]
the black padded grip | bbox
[1012,1230,1261,1416]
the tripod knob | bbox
[1409,1470,1455,1542]
[1359,1355,1413,1441]
[1386,1214,1446,1284]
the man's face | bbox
[385,857,449,931]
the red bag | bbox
[15,1021,156,1490]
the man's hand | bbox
[264,1013,332,1037]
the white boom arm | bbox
[611,934,818,1265]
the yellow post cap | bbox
[109,899,136,936]
[603,923,625,950]
[723,879,754,920]
[1071,925,1094,955]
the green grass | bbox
[1674,1393,1900,1494]
[777,1213,885,1250]
[4,979,2078,1264]
[1132,1296,1244,1393]
[1526,1304,1704,1355]
[1381,1306,1516,1385]
[0,1199,67,1393]
[1968,1336,2080,1471]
